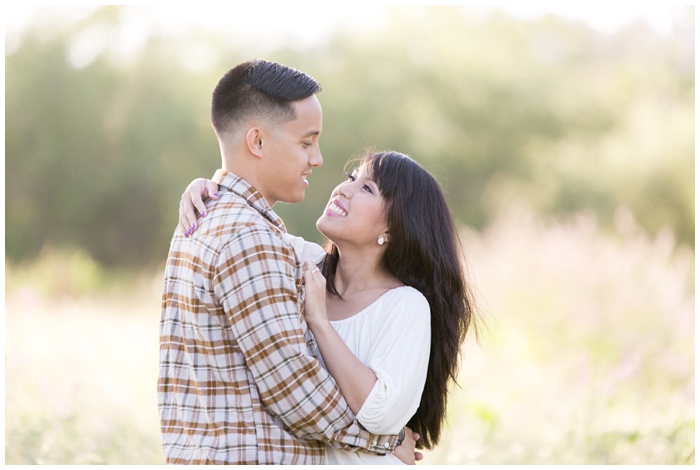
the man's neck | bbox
[221,160,276,207]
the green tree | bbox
[6,6,694,268]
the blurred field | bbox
[5,261,165,464]
[5,208,694,465]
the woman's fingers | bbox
[304,261,320,273]
[307,262,322,276]
[179,193,198,236]
[302,262,325,287]
[205,180,220,201]
[179,179,220,237]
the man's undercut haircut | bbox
[211,59,322,135]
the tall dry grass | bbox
[5,207,694,464]
[421,206,694,464]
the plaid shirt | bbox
[158,170,397,464]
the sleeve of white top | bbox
[355,289,431,435]
[282,233,326,265]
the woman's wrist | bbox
[306,315,332,334]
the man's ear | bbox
[245,127,264,158]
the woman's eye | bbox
[363,184,373,193]
[346,173,356,181]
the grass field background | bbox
[5,207,694,464]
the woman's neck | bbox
[333,247,399,297]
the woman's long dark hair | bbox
[321,150,476,449]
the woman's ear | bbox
[245,127,264,158]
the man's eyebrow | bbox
[302,130,320,138]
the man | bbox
[158,59,409,464]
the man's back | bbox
[159,171,331,464]
[158,59,399,463]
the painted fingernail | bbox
[201,211,206,217]
[213,192,219,197]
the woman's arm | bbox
[283,234,326,266]
[177,181,327,269]
[302,262,377,414]
[303,262,427,464]
[178,178,219,236]
[304,262,431,435]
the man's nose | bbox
[310,146,323,167]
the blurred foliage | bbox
[5,6,694,267]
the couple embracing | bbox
[158,59,476,465]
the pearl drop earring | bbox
[377,236,385,246]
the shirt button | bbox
[384,442,390,449]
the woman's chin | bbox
[316,218,336,241]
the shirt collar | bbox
[213,169,287,233]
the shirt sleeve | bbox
[282,233,326,265]
[212,224,397,452]
[356,289,432,435]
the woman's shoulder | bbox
[386,284,427,300]
[329,284,430,331]
[381,285,430,315]
[365,286,431,338]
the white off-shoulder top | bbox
[284,234,431,465]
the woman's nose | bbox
[336,180,354,198]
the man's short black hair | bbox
[211,59,322,135]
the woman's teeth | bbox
[327,203,347,216]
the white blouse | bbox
[284,234,432,465]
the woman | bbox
[180,150,476,464]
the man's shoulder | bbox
[211,194,262,223]
[204,197,290,251]
[202,195,267,230]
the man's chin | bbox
[278,193,305,205]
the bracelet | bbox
[396,428,405,446]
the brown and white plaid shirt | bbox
[158,170,397,464]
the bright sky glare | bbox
[4,3,690,70]
[5,3,686,42]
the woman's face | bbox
[316,163,389,248]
